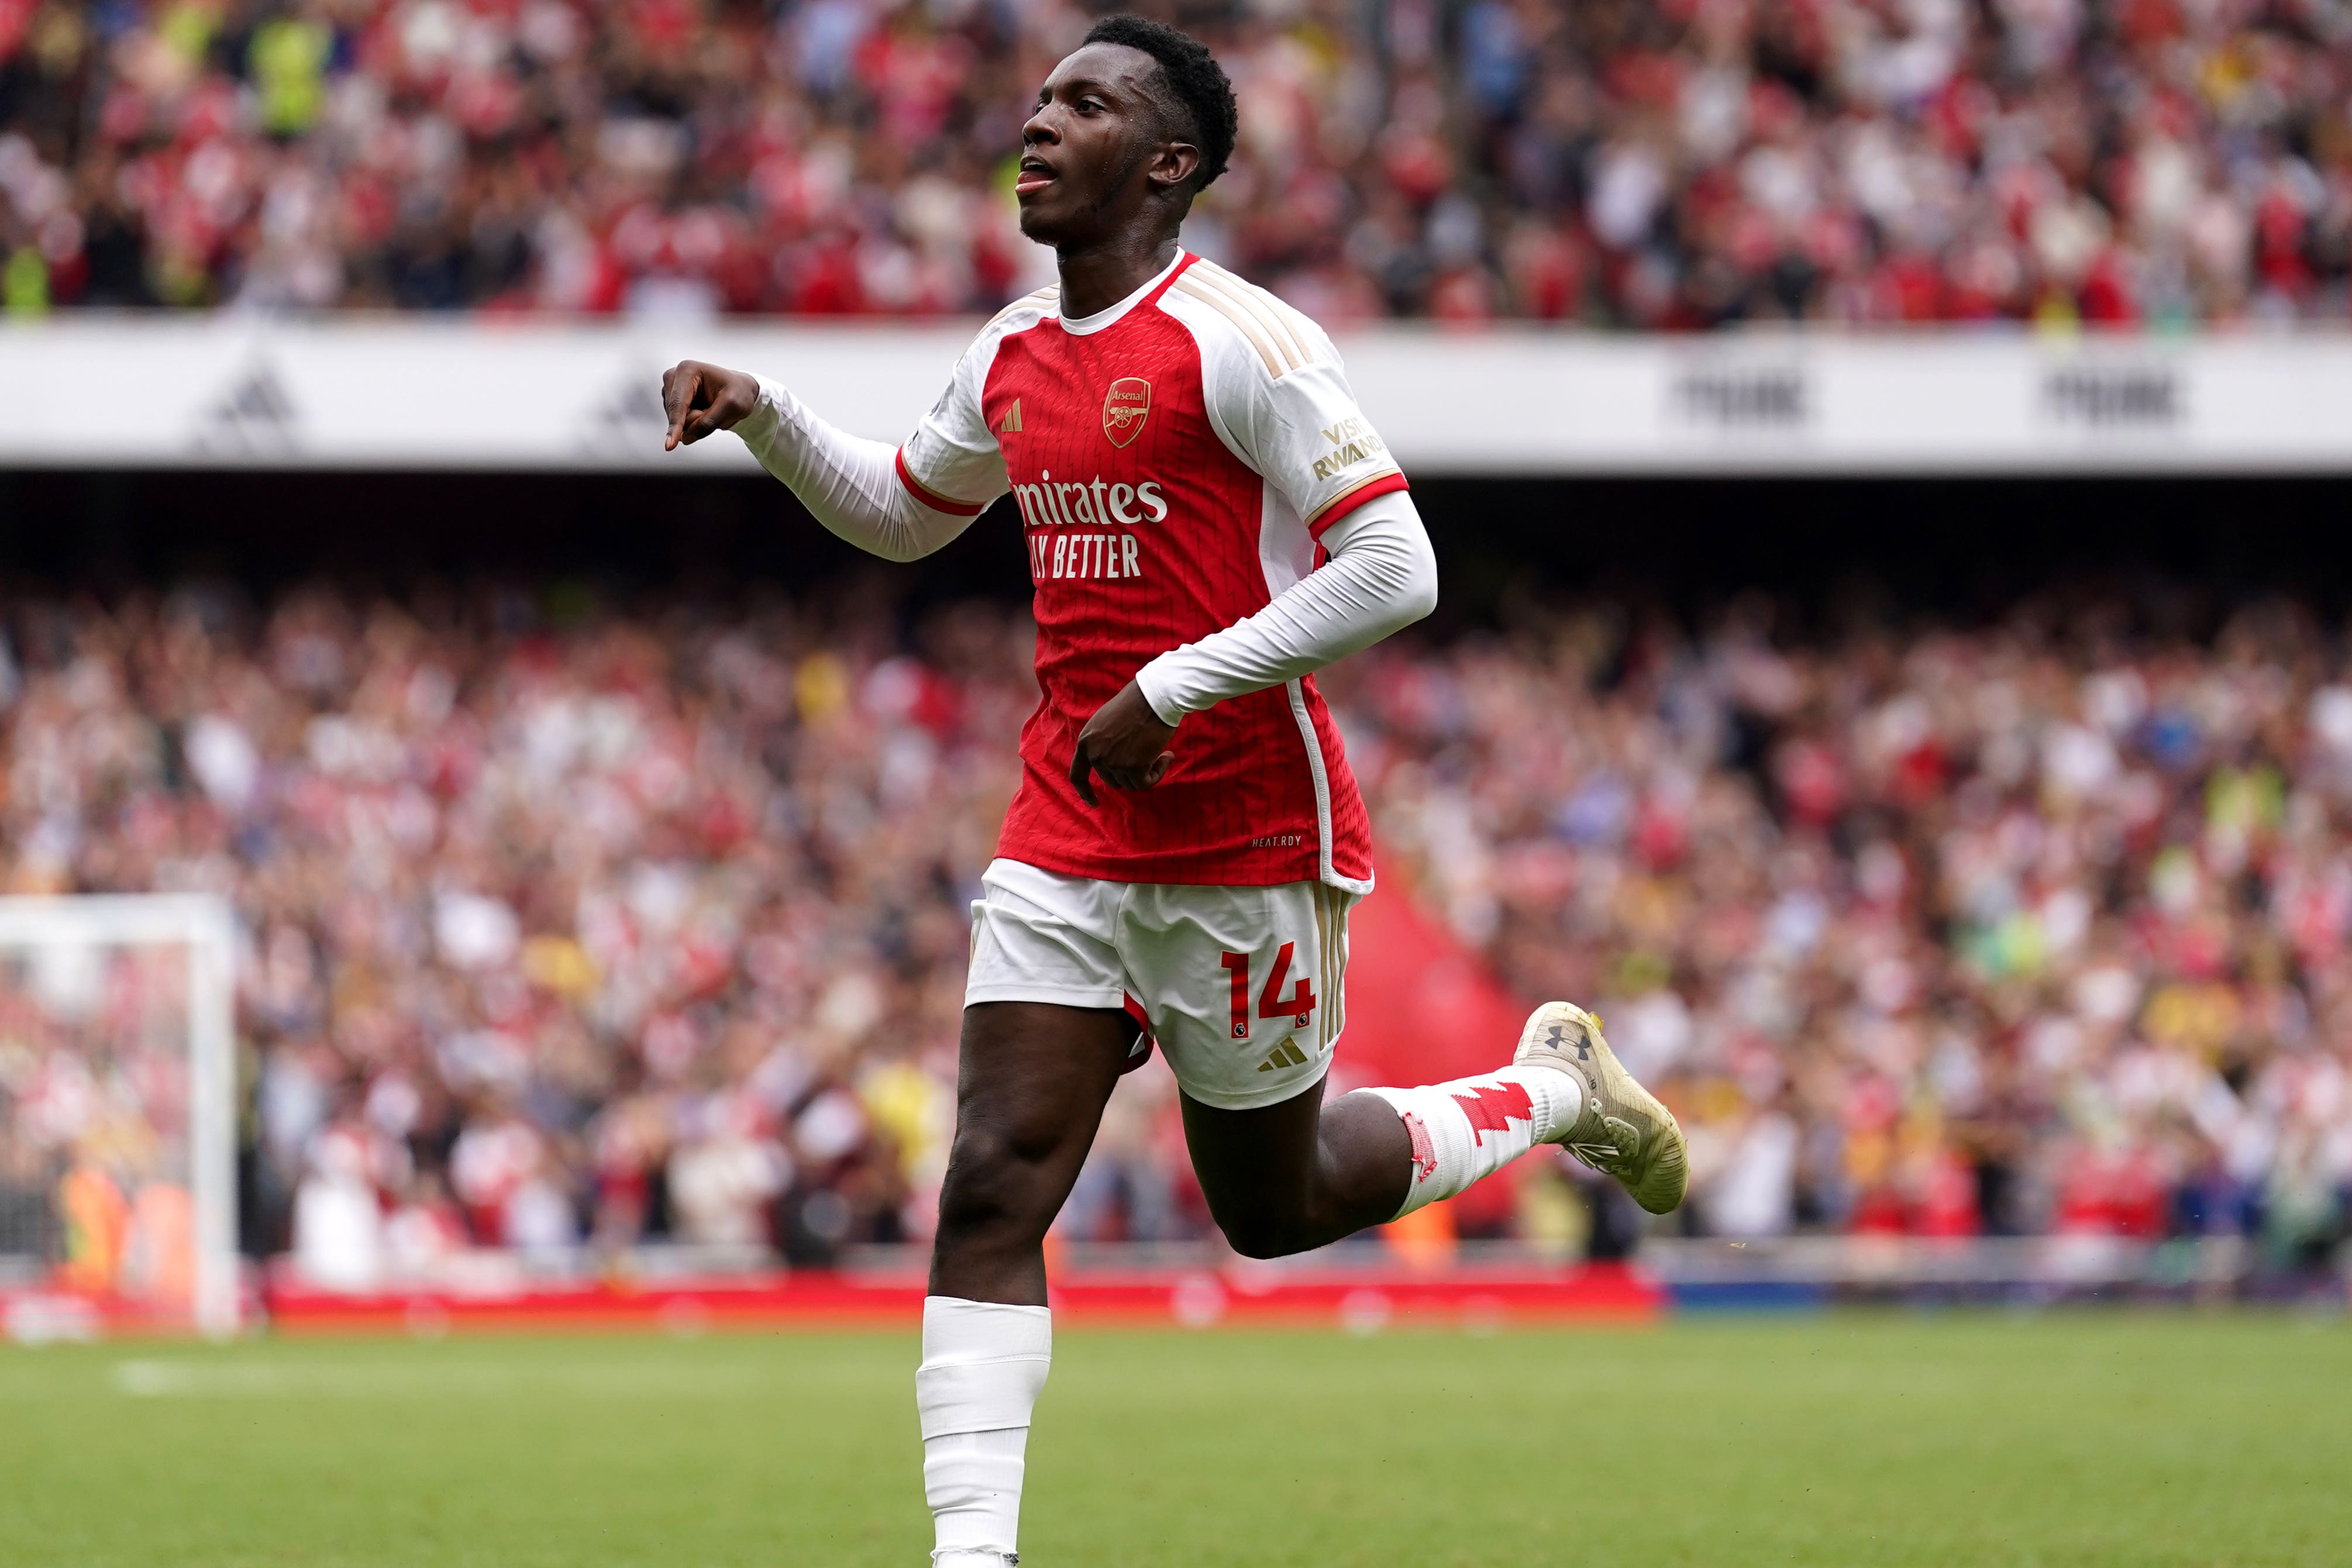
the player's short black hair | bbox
[1082,14,1238,192]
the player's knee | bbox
[1221,1221,1306,1260]
[935,1123,1055,1245]
[1213,1204,1318,1260]
[1209,1173,1357,1259]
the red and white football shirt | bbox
[896,251,1405,893]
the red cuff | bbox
[895,449,987,517]
[1305,469,1409,539]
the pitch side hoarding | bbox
[5,319,2350,474]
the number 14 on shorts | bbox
[1219,943,1317,1039]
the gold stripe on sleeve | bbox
[1192,264,1316,370]
[1171,277,1287,378]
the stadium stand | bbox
[1,0,2347,323]
[0,580,2344,1288]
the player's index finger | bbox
[664,367,698,437]
[1068,741,1096,805]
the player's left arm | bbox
[1069,341,1435,802]
[1129,492,1434,718]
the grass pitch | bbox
[1,1315,2345,1566]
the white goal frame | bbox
[0,895,237,1339]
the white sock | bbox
[916,1296,1051,1566]
[1365,1067,1582,1217]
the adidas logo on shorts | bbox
[1256,1040,1309,1073]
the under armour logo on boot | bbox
[1546,1022,1593,1061]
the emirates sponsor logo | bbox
[1011,472,1167,528]
[1011,469,1166,583]
[1102,376,1151,447]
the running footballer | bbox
[660,18,1687,1564]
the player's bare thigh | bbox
[928,1000,1135,1304]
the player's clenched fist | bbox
[1069,679,1178,805]
[660,360,760,450]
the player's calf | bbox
[931,1121,1072,1298]
[930,1090,1106,1286]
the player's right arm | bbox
[658,351,1004,563]
[1122,284,1435,726]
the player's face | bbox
[1016,43,1197,247]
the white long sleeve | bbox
[732,377,977,562]
[1134,491,1437,723]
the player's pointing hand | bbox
[1070,680,1178,805]
[660,360,761,450]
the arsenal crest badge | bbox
[1102,377,1151,447]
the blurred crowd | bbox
[1331,592,2352,1266]
[0,582,1039,1288]
[0,580,2348,1290]
[2,0,2348,324]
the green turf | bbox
[1,1315,2344,1566]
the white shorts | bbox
[965,858,1357,1112]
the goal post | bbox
[0,895,238,1339]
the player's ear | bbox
[1150,140,1200,195]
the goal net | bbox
[0,896,237,1339]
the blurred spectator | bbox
[0,580,1022,1273]
[0,577,2347,1283]
[292,1116,388,1288]
[2,0,2348,323]
[1325,591,2352,1254]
